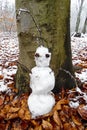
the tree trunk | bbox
[15,0,74,94]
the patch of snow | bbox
[0,32,19,92]
[0,80,9,92]
[71,34,87,83]
[75,69,87,82]
[69,101,79,108]
[69,86,87,108]
[76,87,87,103]
[76,87,82,94]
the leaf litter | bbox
[0,32,87,129]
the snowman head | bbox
[35,46,51,67]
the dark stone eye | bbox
[45,54,50,58]
[35,53,40,57]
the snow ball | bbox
[69,101,79,108]
[28,93,55,118]
[30,67,55,94]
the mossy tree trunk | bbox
[15,0,74,94]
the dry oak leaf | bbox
[23,110,31,120]
[53,125,61,130]
[18,108,31,120]
[78,63,87,68]
[18,109,25,119]
[28,127,34,130]
[11,98,19,106]
[31,120,39,127]
[59,110,68,123]
[72,115,82,126]
[0,96,4,106]
[78,105,87,120]
[0,109,6,118]
[7,82,14,88]
[0,75,4,79]
[11,121,22,130]
[63,123,77,130]
[21,121,29,130]
[53,99,69,111]
[43,99,69,118]
[0,123,6,130]
[9,107,20,113]
[7,113,18,120]
[34,125,42,130]
[42,120,53,130]
[53,111,62,127]
[3,104,11,113]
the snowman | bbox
[28,46,55,118]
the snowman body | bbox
[28,46,55,118]
[30,66,55,94]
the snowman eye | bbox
[45,54,50,58]
[35,53,40,57]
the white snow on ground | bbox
[69,100,79,108]
[0,32,87,92]
[75,69,87,82]
[69,86,87,108]
[0,32,19,92]
[0,31,87,111]
[71,33,87,83]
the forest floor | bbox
[0,32,87,130]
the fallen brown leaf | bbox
[23,110,31,120]
[34,125,42,130]
[7,113,18,120]
[0,97,4,105]
[21,121,29,130]
[31,120,39,127]
[53,99,69,111]
[9,107,20,113]
[53,111,62,127]
[18,109,25,119]
[78,105,87,120]
[0,75,4,79]
[63,123,77,130]
[72,115,82,126]
[42,120,53,130]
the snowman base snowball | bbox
[28,93,55,118]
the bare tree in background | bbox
[0,0,16,32]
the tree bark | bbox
[15,0,74,94]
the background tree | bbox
[70,0,87,34]
[15,0,74,94]
[0,0,16,32]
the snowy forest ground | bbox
[71,33,87,83]
[0,32,87,92]
[0,32,87,129]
